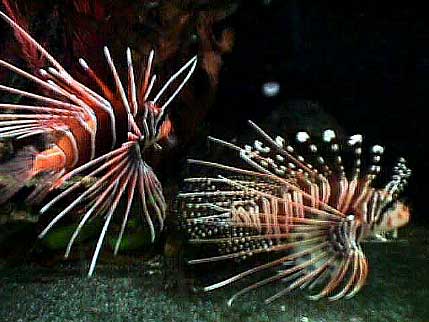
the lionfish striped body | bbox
[178,120,411,305]
[0,11,197,275]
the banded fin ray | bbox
[0,9,197,276]
[37,49,197,276]
[178,120,410,304]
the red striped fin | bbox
[1,9,198,276]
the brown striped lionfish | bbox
[0,11,197,275]
[178,120,411,305]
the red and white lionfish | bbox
[178,120,411,305]
[0,10,197,275]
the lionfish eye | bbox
[346,212,356,221]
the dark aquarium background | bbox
[211,1,424,223]
[0,1,427,321]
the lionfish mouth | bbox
[178,120,411,305]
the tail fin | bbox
[0,146,37,204]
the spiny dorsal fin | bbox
[385,157,411,196]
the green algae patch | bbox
[41,222,101,250]
[107,230,153,252]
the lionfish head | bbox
[372,157,412,233]
[136,101,172,145]
[374,200,411,232]
[134,53,197,151]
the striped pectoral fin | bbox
[231,220,368,304]
[39,140,166,276]
[224,242,332,306]
[181,183,368,304]
[305,221,368,301]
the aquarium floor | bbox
[0,225,428,322]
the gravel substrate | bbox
[1,225,428,322]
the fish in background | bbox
[0,10,197,276]
[178,120,411,305]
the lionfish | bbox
[0,10,197,275]
[178,120,411,305]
